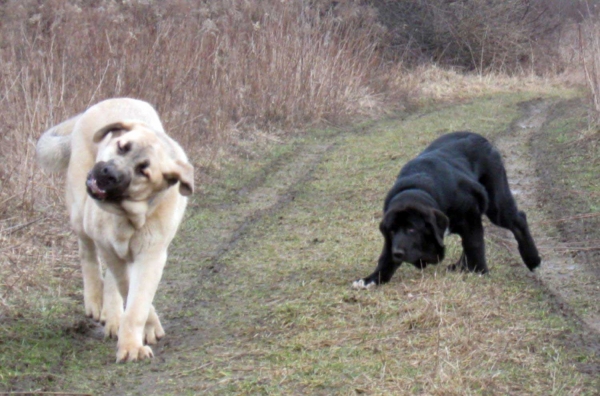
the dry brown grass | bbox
[578,16,600,123]
[408,64,567,103]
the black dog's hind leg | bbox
[513,211,541,270]
[485,189,541,270]
[482,164,541,271]
[492,209,541,271]
[354,238,400,288]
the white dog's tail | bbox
[36,115,82,172]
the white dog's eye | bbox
[117,141,132,155]
[135,161,150,176]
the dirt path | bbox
[492,99,600,333]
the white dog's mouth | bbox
[86,162,131,202]
[86,176,108,201]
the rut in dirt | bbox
[492,98,600,334]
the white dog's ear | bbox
[92,121,136,143]
[165,159,194,196]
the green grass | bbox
[1,92,598,394]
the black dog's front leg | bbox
[448,218,488,274]
[353,237,400,289]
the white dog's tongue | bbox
[86,177,107,199]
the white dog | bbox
[36,98,193,362]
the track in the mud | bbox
[492,99,600,334]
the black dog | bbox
[353,131,541,289]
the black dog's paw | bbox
[352,278,377,290]
[525,255,542,271]
[447,255,466,272]
[447,260,489,274]
[446,263,458,272]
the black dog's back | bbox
[390,132,511,220]
[385,132,496,215]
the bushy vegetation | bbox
[578,12,600,123]
[370,0,583,73]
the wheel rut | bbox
[492,99,600,335]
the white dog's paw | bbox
[352,279,376,290]
[116,343,154,363]
[144,310,165,345]
[83,289,103,321]
[101,309,122,339]
[100,272,124,338]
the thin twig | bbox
[536,212,600,225]
[174,362,214,378]
[2,217,45,235]
[0,194,18,208]
[4,393,92,396]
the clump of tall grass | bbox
[0,0,401,218]
[578,16,600,124]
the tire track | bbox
[493,99,600,333]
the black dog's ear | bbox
[380,208,402,236]
[379,213,392,236]
[379,220,387,235]
[428,209,449,248]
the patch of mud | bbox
[492,98,600,338]
[63,319,105,340]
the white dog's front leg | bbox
[78,237,103,321]
[116,252,166,363]
[144,305,165,345]
[100,270,125,339]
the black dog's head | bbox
[380,204,449,269]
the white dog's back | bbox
[36,99,165,173]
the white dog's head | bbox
[86,121,193,212]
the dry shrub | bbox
[370,0,570,73]
[578,15,600,124]
[407,64,562,103]
[0,0,411,312]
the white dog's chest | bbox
[83,203,135,261]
